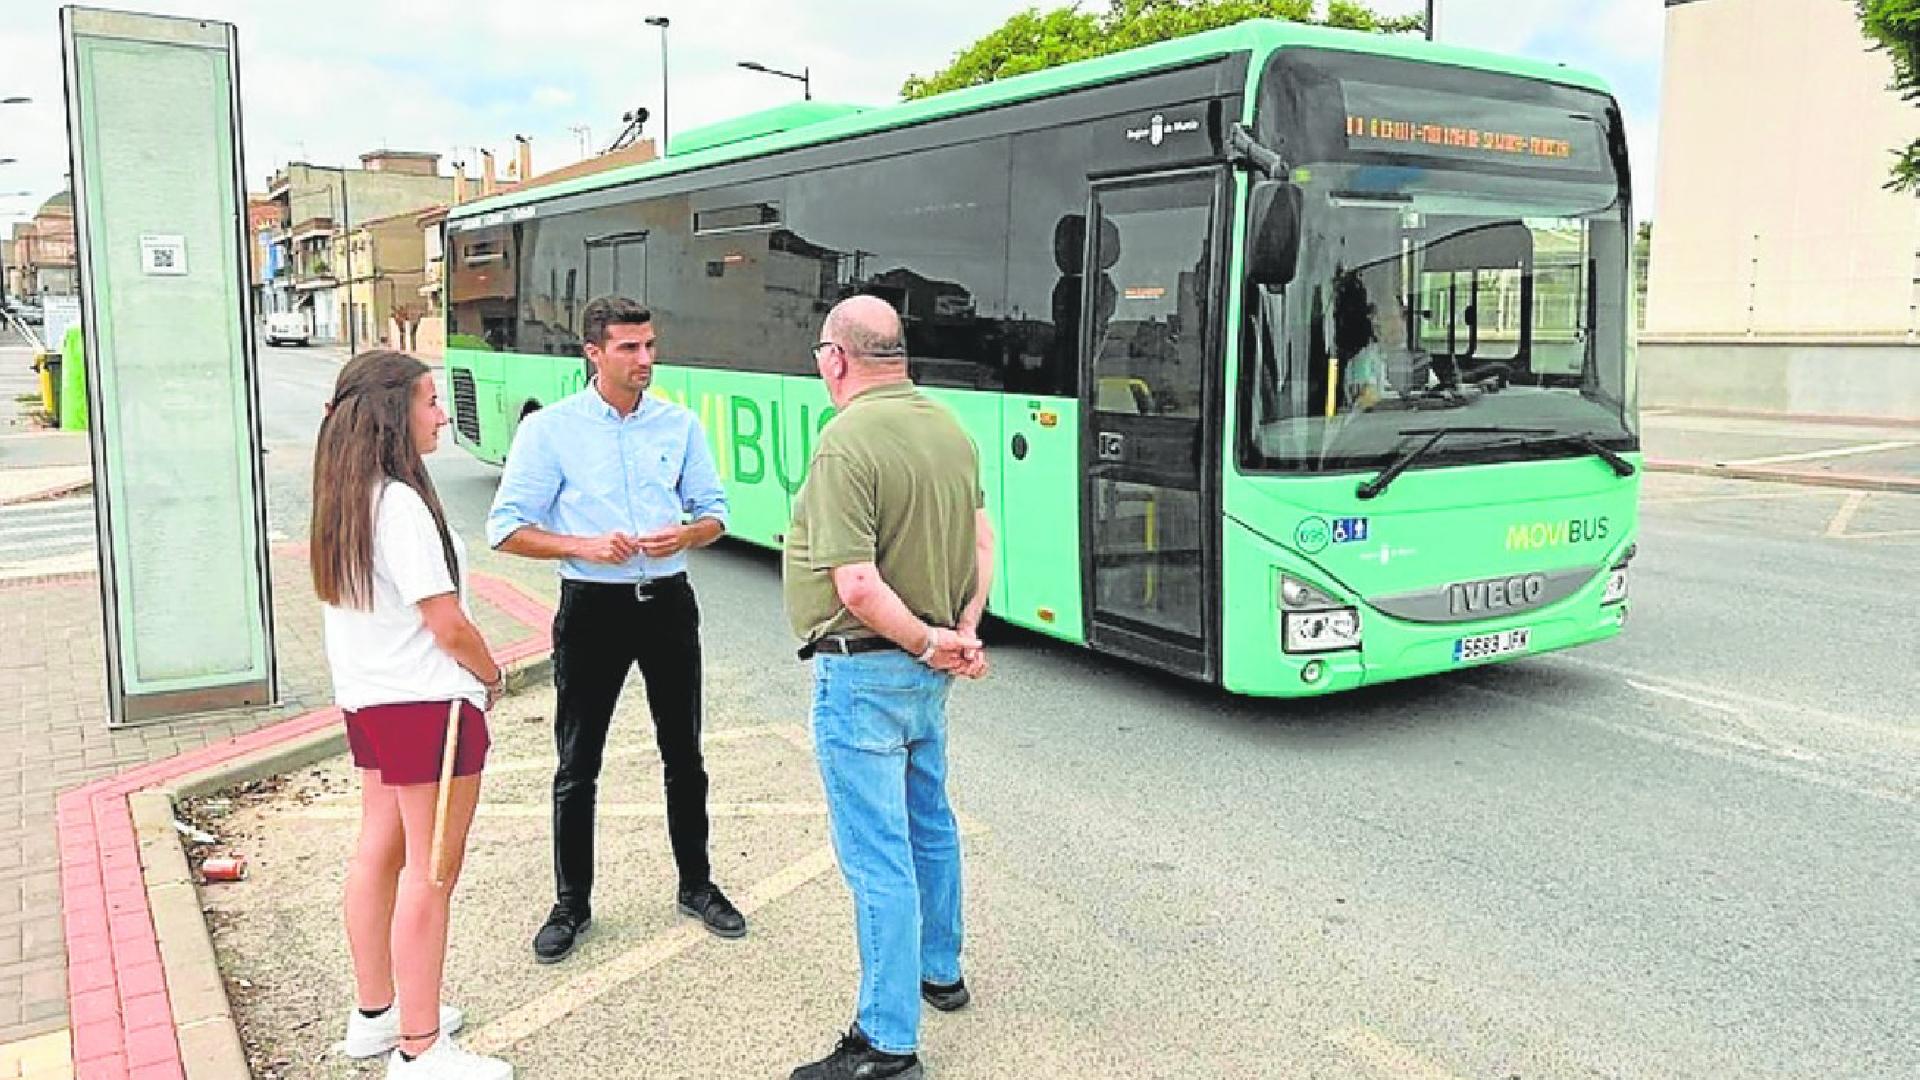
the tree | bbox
[902,0,1425,100]
[1857,0,1920,191]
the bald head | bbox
[823,295,907,367]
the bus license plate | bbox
[1453,628,1531,663]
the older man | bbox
[783,295,994,1080]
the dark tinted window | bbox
[694,202,782,233]
[449,225,517,351]
[678,181,808,373]
[783,140,1014,389]
[1007,127,1106,398]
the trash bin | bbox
[59,325,88,432]
[32,351,59,417]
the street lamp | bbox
[645,16,670,154]
[1,97,29,106]
[0,159,16,167]
[1425,1,1436,41]
[738,60,811,101]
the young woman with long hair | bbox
[311,350,511,1080]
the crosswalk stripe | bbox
[0,499,92,519]
[0,520,96,540]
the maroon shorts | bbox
[345,701,490,786]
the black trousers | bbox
[551,576,709,913]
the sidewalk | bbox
[1641,409,1920,492]
[0,549,543,1061]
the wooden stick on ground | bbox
[428,699,461,886]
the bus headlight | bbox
[1602,568,1628,605]
[1278,574,1361,653]
[1283,608,1361,653]
[1279,574,1337,608]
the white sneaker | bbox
[342,1002,467,1059]
[385,1035,513,1080]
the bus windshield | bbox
[1241,63,1635,474]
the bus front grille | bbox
[451,369,481,444]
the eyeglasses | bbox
[810,341,840,357]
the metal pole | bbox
[646,17,671,155]
[1425,0,1435,41]
[340,171,355,355]
[804,67,811,101]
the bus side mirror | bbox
[1249,181,1303,287]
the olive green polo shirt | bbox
[783,380,983,644]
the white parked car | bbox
[264,311,310,346]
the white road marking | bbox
[1326,1026,1467,1080]
[1824,492,1870,538]
[1559,654,1919,746]
[466,846,841,1053]
[1625,679,1743,715]
[1720,440,1916,467]
[1465,676,1912,808]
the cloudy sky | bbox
[0,1,1663,228]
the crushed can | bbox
[201,856,247,882]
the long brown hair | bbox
[310,350,460,609]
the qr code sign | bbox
[140,235,188,276]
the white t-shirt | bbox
[322,481,486,711]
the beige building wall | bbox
[1643,0,1920,417]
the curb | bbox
[54,569,555,1079]
[0,477,92,508]
[1645,458,1920,494]
[1644,405,1920,430]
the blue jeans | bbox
[812,651,964,1055]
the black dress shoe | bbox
[532,904,590,964]
[677,882,747,939]
[920,977,971,1012]
[790,1027,922,1080]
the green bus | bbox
[444,19,1639,697]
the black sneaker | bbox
[532,904,590,964]
[920,977,971,1012]
[790,1027,922,1080]
[677,882,747,939]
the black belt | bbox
[562,573,688,601]
[797,634,898,660]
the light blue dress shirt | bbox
[485,386,728,583]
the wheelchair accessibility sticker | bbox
[1295,516,1369,554]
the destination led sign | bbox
[1345,115,1574,162]
[1339,81,1606,173]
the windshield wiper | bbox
[1508,432,1637,477]
[1356,425,1553,500]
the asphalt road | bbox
[260,344,1918,1079]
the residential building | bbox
[246,195,281,320]
[416,204,450,359]
[262,150,453,345]
[6,193,78,300]
[1645,0,1920,418]
[342,210,430,352]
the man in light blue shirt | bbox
[486,296,746,963]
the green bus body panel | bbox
[999,396,1085,643]
[449,20,1610,225]
[451,350,1087,643]
[1219,458,1639,697]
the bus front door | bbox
[1080,171,1220,680]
